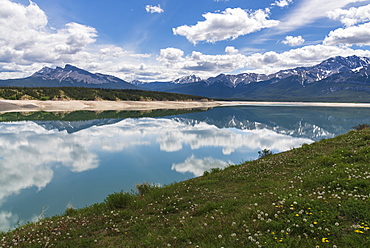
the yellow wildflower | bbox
[322,238,329,243]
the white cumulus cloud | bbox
[0,211,18,232]
[327,4,370,27]
[225,46,239,55]
[184,51,247,72]
[245,44,370,74]
[158,48,185,69]
[159,47,184,61]
[155,42,370,79]
[2,0,370,84]
[324,22,370,46]
[156,47,248,76]
[0,0,97,76]
[282,36,305,46]
[0,0,48,31]
[0,0,159,82]
[272,0,293,8]
[145,4,164,14]
[173,8,280,44]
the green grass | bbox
[2,128,370,247]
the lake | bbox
[1,105,370,231]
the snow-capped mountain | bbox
[1,55,370,101]
[172,75,202,84]
[268,55,370,85]
[130,80,145,85]
[0,64,139,89]
[146,55,370,89]
[136,55,370,101]
[204,55,370,88]
[31,64,139,89]
[206,73,270,87]
[131,75,202,86]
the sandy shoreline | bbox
[1,100,370,113]
[0,100,223,113]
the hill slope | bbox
[1,126,370,247]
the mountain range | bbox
[1,55,370,102]
[0,64,139,90]
[134,55,370,102]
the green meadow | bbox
[1,126,370,247]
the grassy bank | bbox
[1,127,370,247]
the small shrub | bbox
[104,191,134,209]
[136,183,158,196]
[353,124,370,131]
[317,155,336,167]
[193,202,218,216]
[340,199,370,222]
[203,167,223,176]
[258,148,273,158]
[300,143,310,150]
[78,203,105,216]
[64,207,78,216]
[209,167,222,174]
[359,146,370,156]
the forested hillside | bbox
[0,87,209,101]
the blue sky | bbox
[1,0,370,81]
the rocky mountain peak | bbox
[172,75,202,84]
[64,64,79,70]
[28,64,137,89]
[317,55,369,71]
[206,72,270,87]
[130,80,144,85]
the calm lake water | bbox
[1,105,370,231]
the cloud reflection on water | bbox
[0,117,313,228]
[171,155,231,177]
[0,121,99,205]
[157,121,313,154]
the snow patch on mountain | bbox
[32,64,125,85]
[172,75,202,84]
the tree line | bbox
[0,87,210,101]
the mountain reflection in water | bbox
[0,106,369,231]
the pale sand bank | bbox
[0,100,223,113]
[1,100,370,113]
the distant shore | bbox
[220,101,370,108]
[1,99,370,113]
